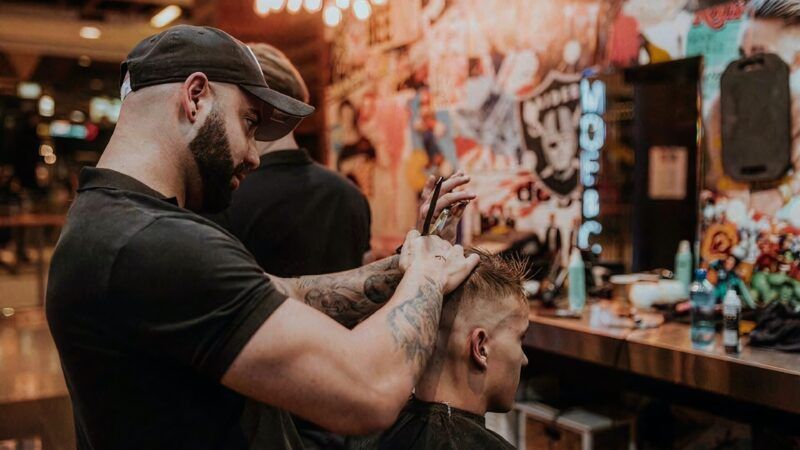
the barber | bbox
[46,25,479,450]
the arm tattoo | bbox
[273,256,403,327]
[365,271,404,304]
[304,286,375,328]
[386,276,443,372]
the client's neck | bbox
[414,353,488,416]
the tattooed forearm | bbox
[269,255,404,327]
[386,276,444,372]
[365,271,403,304]
[305,286,374,328]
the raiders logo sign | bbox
[519,71,582,197]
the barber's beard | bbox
[187,109,247,213]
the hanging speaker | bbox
[721,53,791,183]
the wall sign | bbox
[648,146,688,200]
[519,71,582,197]
[577,77,606,254]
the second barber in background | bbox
[211,42,368,450]
[213,44,372,276]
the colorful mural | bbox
[327,0,605,257]
[327,0,800,309]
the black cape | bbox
[348,397,515,450]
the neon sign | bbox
[577,78,606,254]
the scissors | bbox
[395,176,444,254]
[421,176,444,236]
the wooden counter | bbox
[525,306,800,416]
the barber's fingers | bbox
[404,229,449,254]
[442,245,481,294]
[439,171,469,196]
[421,171,467,205]
[423,234,451,253]
[448,244,479,271]
[404,229,421,243]
[399,229,422,271]
[464,252,481,271]
[450,201,468,221]
[420,175,436,201]
[433,191,476,217]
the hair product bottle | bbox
[568,248,586,313]
[723,288,742,354]
[675,240,692,296]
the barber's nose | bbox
[244,148,260,171]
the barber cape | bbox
[346,396,515,450]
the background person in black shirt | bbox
[214,43,370,450]
[215,43,372,277]
[45,26,480,450]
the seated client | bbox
[352,249,529,449]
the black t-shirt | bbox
[46,167,288,450]
[212,149,371,450]
[348,397,515,450]
[214,149,370,277]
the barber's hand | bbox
[399,230,480,294]
[417,170,475,244]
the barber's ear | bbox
[469,328,489,371]
[180,72,210,124]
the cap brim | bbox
[241,84,315,142]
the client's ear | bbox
[469,328,489,371]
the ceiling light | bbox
[39,144,53,157]
[304,0,322,13]
[70,110,86,123]
[49,121,71,136]
[151,5,182,28]
[44,154,57,165]
[353,0,371,20]
[371,0,387,4]
[254,0,271,16]
[336,0,350,9]
[79,26,101,40]
[17,82,41,99]
[38,95,55,117]
[323,4,342,26]
[287,0,303,13]
[269,0,286,10]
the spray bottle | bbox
[674,240,692,296]
[568,248,586,313]
[723,288,742,354]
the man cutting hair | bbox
[46,25,479,450]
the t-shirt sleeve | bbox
[109,217,287,380]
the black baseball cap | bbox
[121,25,314,141]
